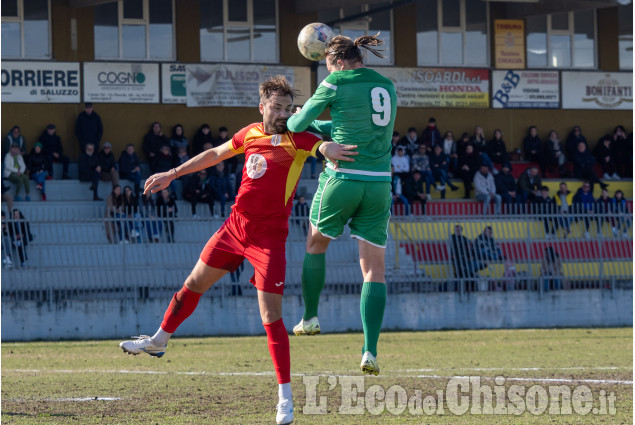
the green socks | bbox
[360,282,386,357]
[302,253,326,320]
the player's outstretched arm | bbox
[143,141,236,194]
[318,141,358,169]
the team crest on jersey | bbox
[246,153,267,179]
[270,134,282,147]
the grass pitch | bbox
[2,328,632,424]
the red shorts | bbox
[200,211,288,295]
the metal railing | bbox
[1,202,632,302]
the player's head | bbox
[259,75,296,134]
[324,34,384,72]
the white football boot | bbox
[360,351,380,376]
[119,335,167,358]
[292,317,321,336]
[276,398,294,424]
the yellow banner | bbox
[494,20,525,69]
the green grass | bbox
[2,328,632,424]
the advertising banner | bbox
[84,62,159,103]
[1,61,80,103]
[494,20,525,69]
[492,70,559,109]
[162,63,186,104]
[186,64,295,107]
[562,72,633,110]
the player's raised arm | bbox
[143,141,236,194]
[307,120,333,138]
[286,82,335,132]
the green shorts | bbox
[309,172,392,247]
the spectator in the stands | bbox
[2,184,14,214]
[450,224,484,291]
[154,144,174,174]
[573,181,595,238]
[612,126,630,178]
[573,141,608,190]
[593,134,619,180]
[3,144,30,201]
[169,124,189,158]
[595,188,612,236]
[122,185,141,242]
[410,145,434,197]
[294,195,310,235]
[487,129,509,167]
[215,126,238,174]
[1,210,13,269]
[404,170,429,207]
[541,246,563,291]
[554,182,573,237]
[391,146,410,182]
[398,127,420,156]
[430,144,459,198]
[475,226,503,262]
[140,191,162,243]
[118,144,142,196]
[208,161,234,218]
[183,168,214,217]
[532,186,557,238]
[391,166,409,215]
[105,184,123,243]
[517,166,542,204]
[156,187,177,243]
[420,117,441,153]
[27,143,49,201]
[78,143,102,201]
[192,124,214,156]
[566,125,588,159]
[523,126,545,176]
[611,190,631,237]
[390,131,400,156]
[39,124,70,179]
[175,146,190,167]
[470,125,495,172]
[473,164,501,214]
[143,122,169,173]
[440,131,458,174]
[97,142,120,189]
[75,102,103,152]
[544,130,566,177]
[8,208,32,267]
[5,125,27,158]
[456,132,471,158]
[458,144,481,199]
[495,163,519,207]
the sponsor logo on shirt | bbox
[246,153,267,179]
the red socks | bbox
[263,318,291,384]
[160,286,202,333]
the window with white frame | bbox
[526,10,596,68]
[199,0,278,63]
[618,2,632,70]
[416,0,488,67]
[317,3,394,66]
[1,0,50,59]
[94,0,174,60]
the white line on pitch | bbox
[396,366,624,372]
[5,369,632,385]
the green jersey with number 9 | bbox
[286,68,397,182]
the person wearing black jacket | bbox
[143,122,170,172]
[208,161,234,217]
[593,135,619,179]
[544,130,566,177]
[75,103,103,151]
[532,186,557,237]
[27,143,50,200]
[566,125,588,159]
[458,144,481,199]
[78,143,102,201]
[8,208,32,267]
[182,169,214,216]
[523,126,545,176]
[122,185,141,241]
[118,144,142,196]
[156,187,177,243]
[39,124,70,179]
[487,129,509,166]
[192,124,214,156]
[97,142,120,189]
[573,142,608,191]
[495,163,518,206]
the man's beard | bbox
[272,120,287,134]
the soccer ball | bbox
[297,23,336,61]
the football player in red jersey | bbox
[119,75,357,425]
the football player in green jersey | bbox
[287,34,397,375]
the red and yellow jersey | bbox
[230,123,322,228]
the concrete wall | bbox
[3,289,631,341]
